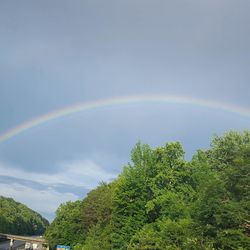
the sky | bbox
[0,0,250,221]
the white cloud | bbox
[0,159,117,189]
[0,182,78,217]
[0,159,117,220]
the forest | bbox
[45,131,250,250]
[0,196,49,235]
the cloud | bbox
[0,182,78,220]
[0,159,117,220]
[0,159,117,189]
[58,159,117,188]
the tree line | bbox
[0,196,49,235]
[45,131,250,250]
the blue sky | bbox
[0,0,250,221]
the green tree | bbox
[192,131,250,249]
[45,200,83,248]
[44,131,250,250]
[128,219,198,250]
[0,196,49,235]
[81,223,112,250]
[81,182,113,233]
[80,182,113,249]
[111,142,194,249]
[111,143,154,249]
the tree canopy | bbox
[0,196,49,235]
[45,131,250,250]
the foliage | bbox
[45,131,250,250]
[81,223,111,250]
[0,196,49,235]
[111,143,151,249]
[45,200,83,248]
[45,183,113,249]
[191,131,250,249]
[81,182,113,233]
[111,141,195,249]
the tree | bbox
[45,200,83,248]
[111,142,194,249]
[82,223,112,250]
[0,196,49,235]
[111,143,154,249]
[44,131,250,250]
[192,131,250,249]
[81,182,113,233]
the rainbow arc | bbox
[1,94,250,143]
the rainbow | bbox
[1,94,250,143]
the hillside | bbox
[0,196,49,235]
